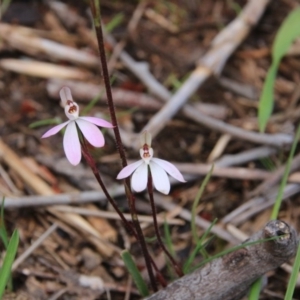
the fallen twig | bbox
[146,220,297,300]
[0,23,99,68]
[47,79,162,111]
[248,152,300,197]
[2,189,121,208]
[141,0,271,138]
[47,78,229,118]
[1,189,237,244]
[215,146,277,167]
[49,205,184,226]
[218,76,258,100]
[222,183,300,225]
[175,163,271,181]
[0,59,91,80]
[104,16,293,149]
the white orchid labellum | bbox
[117,131,185,194]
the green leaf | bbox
[121,250,149,297]
[248,278,263,300]
[0,198,13,291]
[271,123,300,220]
[164,218,175,257]
[81,76,116,116]
[249,123,300,299]
[258,7,300,132]
[164,220,176,279]
[284,243,300,300]
[0,229,19,298]
[0,0,12,16]
[183,219,217,274]
[81,94,102,116]
[29,117,61,129]
[105,13,124,33]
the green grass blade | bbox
[0,0,12,16]
[248,278,263,300]
[184,235,215,274]
[249,123,300,299]
[164,218,175,257]
[228,0,242,15]
[258,7,300,132]
[29,117,61,129]
[258,63,277,132]
[121,250,149,297]
[284,243,300,300]
[0,198,13,291]
[271,123,300,220]
[81,93,102,116]
[184,219,217,274]
[0,229,19,298]
[191,165,214,243]
[260,157,276,171]
[81,76,116,116]
[272,8,300,62]
[281,126,300,300]
[0,198,8,248]
[105,13,124,33]
[164,220,176,279]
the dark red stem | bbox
[89,0,127,168]
[88,0,163,290]
[81,145,133,234]
[81,144,163,290]
[147,171,184,277]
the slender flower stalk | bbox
[80,134,167,288]
[89,0,127,168]
[147,174,183,277]
[41,88,162,280]
[89,1,158,291]
[80,139,135,236]
[118,131,185,276]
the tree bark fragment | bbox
[146,220,298,300]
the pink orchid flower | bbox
[117,131,186,194]
[42,87,113,166]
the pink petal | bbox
[76,119,105,148]
[79,116,114,128]
[131,163,148,193]
[149,162,170,194]
[151,158,186,183]
[117,160,144,179]
[60,86,73,106]
[63,121,81,165]
[41,121,70,138]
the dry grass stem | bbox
[0,59,91,80]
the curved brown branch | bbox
[146,220,297,300]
